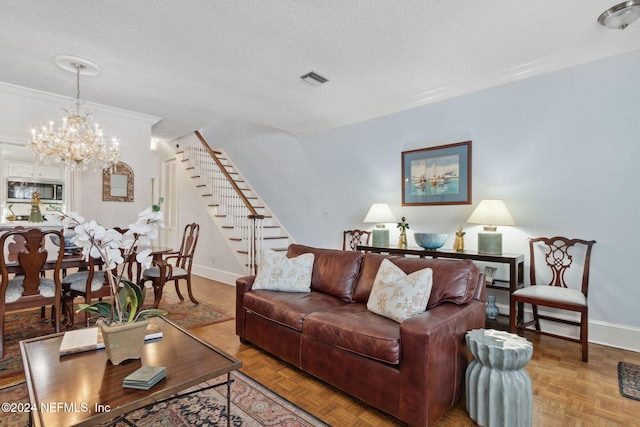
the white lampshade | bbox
[467,200,516,228]
[363,203,397,224]
[467,199,515,255]
[363,203,396,247]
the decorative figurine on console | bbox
[29,192,44,223]
[397,216,409,248]
[5,204,16,222]
[453,225,465,252]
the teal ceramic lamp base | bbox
[478,232,502,255]
[372,227,389,247]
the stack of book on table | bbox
[123,366,167,390]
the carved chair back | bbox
[529,236,596,296]
[343,229,371,251]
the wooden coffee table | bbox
[20,317,242,426]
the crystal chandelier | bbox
[29,59,120,171]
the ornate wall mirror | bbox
[102,162,134,202]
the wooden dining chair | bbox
[139,223,200,309]
[0,227,65,357]
[343,229,371,251]
[510,236,596,362]
[61,256,111,327]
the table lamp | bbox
[466,199,515,255]
[363,203,397,247]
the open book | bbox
[59,321,162,356]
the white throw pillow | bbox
[367,259,433,323]
[252,249,315,292]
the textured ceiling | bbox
[1,1,639,140]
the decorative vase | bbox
[97,318,150,365]
[485,296,499,320]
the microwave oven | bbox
[7,179,64,204]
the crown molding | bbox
[0,81,162,126]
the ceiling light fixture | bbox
[300,71,329,86]
[598,0,640,29]
[29,55,120,171]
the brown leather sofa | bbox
[236,244,486,426]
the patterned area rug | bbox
[618,361,640,401]
[0,294,233,384]
[0,371,328,427]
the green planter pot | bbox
[97,318,150,365]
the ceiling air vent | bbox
[300,71,329,86]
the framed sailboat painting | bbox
[402,141,472,206]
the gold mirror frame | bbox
[102,162,134,202]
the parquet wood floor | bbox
[170,277,640,426]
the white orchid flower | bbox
[129,222,151,235]
[138,206,164,223]
[136,248,153,270]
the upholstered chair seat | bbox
[63,270,106,293]
[5,277,56,303]
[512,286,586,306]
[142,266,188,279]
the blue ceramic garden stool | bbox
[465,329,533,427]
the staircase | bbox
[174,131,293,274]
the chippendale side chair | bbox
[343,229,371,251]
[510,236,596,362]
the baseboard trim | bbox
[192,264,242,286]
[589,321,640,353]
[485,302,640,354]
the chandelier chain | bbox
[75,64,81,101]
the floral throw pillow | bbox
[367,258,433,323]
[252,249,315,292]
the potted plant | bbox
[48,199,168,364]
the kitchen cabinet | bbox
[6,161,63,181]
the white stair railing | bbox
[174,131,290,274]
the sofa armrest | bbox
[398,300,485,426]
[236,275,256,338]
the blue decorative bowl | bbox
[50,233,80,252]
[414,233,448,250]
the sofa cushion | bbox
[287,244,363,302]
[252,250,314,292]
[367,259,433,323]
[303,304,401,365]
[244,290,347,331]
[353,253,479,308]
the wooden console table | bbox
[356,245,525,323]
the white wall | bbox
[198,49,640,350]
